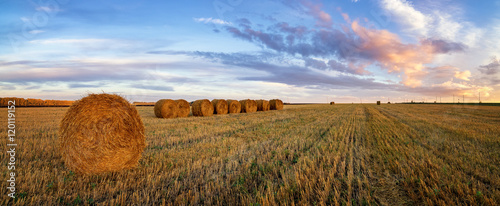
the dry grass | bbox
[1,104,499,205]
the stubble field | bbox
[1,104,499,205]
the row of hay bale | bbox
[59,93,282,175]
[154,98,284,118]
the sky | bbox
[1,0,500,103]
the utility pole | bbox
[463,95,465,103]
[479,92,481,103]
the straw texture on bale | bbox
[270,99,284,110]
[377,101,381,105]
[212,99,228,115]
[175,99,190,117]
[226,100,241,113]
[59,94,145,175]
[239,99,257,113]
[256,100,270,111]
[192,99,214,117]
[154,99,177,118]
[330,102,335,105]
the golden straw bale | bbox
[226,100,241,113]
[239,99,257,113]
[256,100,270,111]
[212,99,228,115]
[377,101,381,105]
[192,99,214,117]
[59,93,146,175]
[270,99,284,110]
[330,102,335,105]
[154,99,177,118]
[175,99,190,117]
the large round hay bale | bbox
[226,100,241,113]
[192,99,214,117]
[212,99,228,115]
[377,101,381,105]
[58,94,146,175]
[154,99,177,118]
[256,100,270,111]
[239,99,257,113]
[175,99,190,117]
[330,102,335,105]
[270,99,284,110]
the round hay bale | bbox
[154,99,177,118]
[212,99,228,115]
[377,101,381,105]
[239,99,257,113]
[58,93,146,175]
[226,100,241,114]
[270,99,284,110]
[330,102,335,105]
[175,99,190,117]
[256,100,270,111]
[192,99,214,117]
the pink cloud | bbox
[300,1,333,28]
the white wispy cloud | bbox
[379,0,483,47]
[379,0,430,36]
[193,17,231,25]
[36,6,62,12]
[29,38,110,44]
[28,30,45,34]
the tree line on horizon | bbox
[0,97,74,107]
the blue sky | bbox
[1,0,500,103]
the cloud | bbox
[36,6,62,13]
[479,56,500,75]
[379,0,430,36]
[68,83,104,88]
[193,17,231,25]
[0,83,16,90]
[131,84,174,91]
[180,51,392,90]
[213,1,494,99]
[303,57,327,70]
[29,30,45,34]
[0,59,197,84]
[25,85,42,90]
[300,0,333,28]
[421,39,466,53]
[454,70,471,81]
[378,0,483,47]
[225,10,467,87]
[29,38,110,44]
[477,57,500,86]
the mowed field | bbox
[1,104,499,205]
